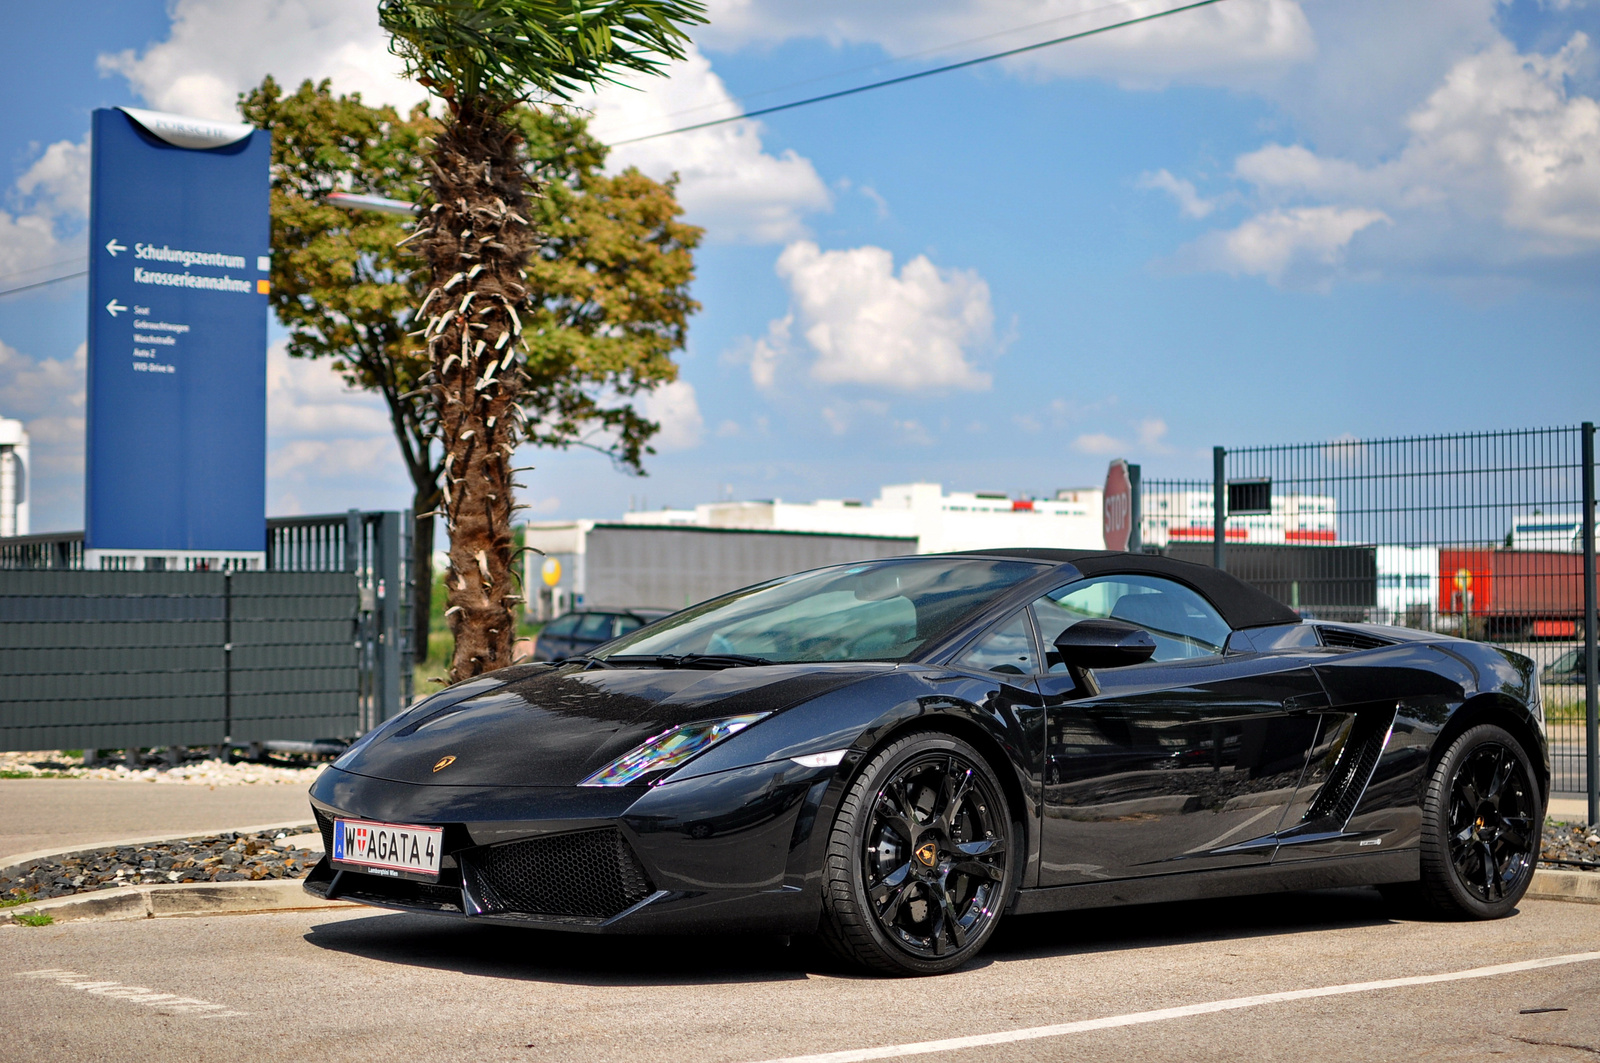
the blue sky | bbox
[3,0,1599,533]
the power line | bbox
[0,255,89,287]
[610,0,1229,146]
[0,270,88,299]
[599,0,1157,138]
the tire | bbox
[818,732,1016,976]
[1415,723,1542,919]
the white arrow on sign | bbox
[105,238,127,257]
[105,299,128,317]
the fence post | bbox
[1212,446,1227,572]
[1582,422,1597,827]
[343,509,362,575]
[223,570,233,745]
[376,511,404,724]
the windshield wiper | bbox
[601,653,774,670]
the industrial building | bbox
[521,522,915,618]
[1139,488,1338,547]
[619,481,1105,553]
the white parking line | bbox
[13,970,247,1018]
[746,951,1600,1063]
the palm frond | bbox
[379,0,707,104]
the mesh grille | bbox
[462,828,652,920]
[314,808,335,855]
[1318,626,1394,651]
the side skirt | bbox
[1009,850,1418,916]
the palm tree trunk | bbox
[415,101,535,682]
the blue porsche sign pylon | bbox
[84,107,271,569]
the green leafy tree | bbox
[239,76,700,666]
[379,0,705,681]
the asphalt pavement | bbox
[0,779,313,860]
[3,890,1596,1062]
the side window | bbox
[955,612,1037,676]
[614,616,644,636]
[542,614,580,637]
[1032,575,1230,669]
[575,613,614,639]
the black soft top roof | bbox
[950,548,1302,630]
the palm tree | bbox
[378,0,705,681]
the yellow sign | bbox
[915,842,938,867]
[432,755,456,773]
[541,557,562,587]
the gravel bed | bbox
[1,830,321,902]
[0,750,325,786]
[1540,820,1600,871]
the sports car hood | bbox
[340,662,884,787]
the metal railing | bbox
[1140,425,1598,820]
[269,511,415,732]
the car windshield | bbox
[596,557,1047,664]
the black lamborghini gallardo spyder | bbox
[306,550,1547,975]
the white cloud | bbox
[1069,417,1173,457]
[1183,205,1389,287]
[15,137,91,220]
[1236,33,1600,243]
[0,339,86,530]
[1137,168,1217,218]
[891,419,934,446]
[264,340,409,510]
[772,240,995,391]
[1180,31,1600,285]
[640,379,704,451]
[266,340,392,438]
[586,46,831,243]
[1137,417,1170,449]
[0,135,90,281]
[269,436,393,480]
[104,7,829,247]
[1072,432,1123,456]
[98,0,424,120]
[699,0,1314,89]
[744,314,792,390]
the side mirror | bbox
[1053,619,1155,696]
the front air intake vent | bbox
[1318,626,1395,651]
[460,828,653,920]
[313,808,336,855]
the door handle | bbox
[1283,691,1333,715]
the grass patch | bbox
[14,912,53,926]
[0,770,75,779]
[0,893,35,908]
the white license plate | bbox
[331,819,443,880]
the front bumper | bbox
[305,758,840,935]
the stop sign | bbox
[1103,459,1132,551]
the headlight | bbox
[579,714,767,787]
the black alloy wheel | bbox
[1416,723,1541,919]
[820,733,1015,975]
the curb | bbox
[1528,868,1600,905]
[2,878,357,925]
[0,820,317,879]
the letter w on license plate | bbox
[331,819,443,880]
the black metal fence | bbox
[0,570,358,751]
[1140,425,1598,819]
[268,511,414,733]
[0,510,413,752]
